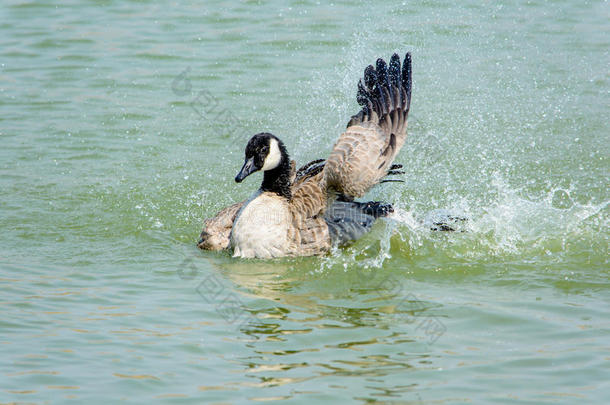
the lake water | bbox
[1,0,608,403]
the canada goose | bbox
[200,52,412,258]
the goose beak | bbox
[235,157,256,183]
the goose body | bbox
[231,190,291,258]
[199,52,413,259]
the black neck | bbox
[261,158,292,199]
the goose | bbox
[200,52,412,258]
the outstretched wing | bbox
[324,53,412,199]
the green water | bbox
[1,0,608,403]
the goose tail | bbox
[325,200,393,246]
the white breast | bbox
[230,191,291,258]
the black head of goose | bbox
[235,132,293,200]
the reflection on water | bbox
[193,255,443,401]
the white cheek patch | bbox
[261,138,282,171]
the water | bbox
[1,0,608,403]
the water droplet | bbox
[552,189,573,209]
